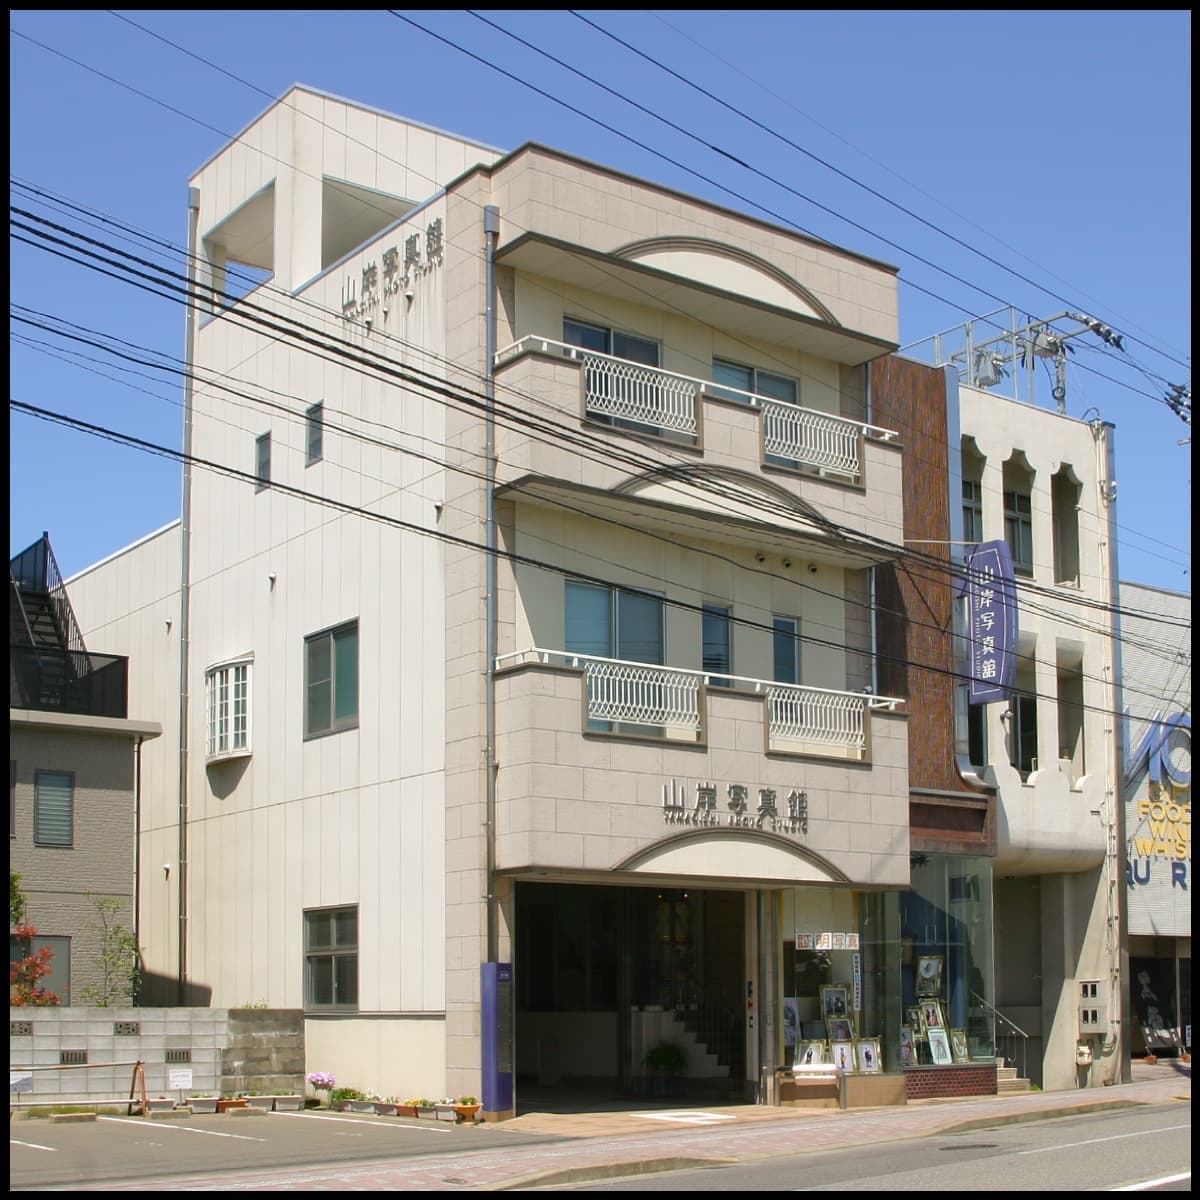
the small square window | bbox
[34,771,73,848]
[305,621,359,738]
[306,403,324,466]
[255,432,271,491]
[304,905,358,1009]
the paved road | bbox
[10,1061,1190,1192]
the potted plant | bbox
[452,1095,482,1123]
[243,1091,275,1110]
[373,1096,399,1116]
[329,1087,365,1112]
[643,1040,688,1095]
[396,1100,420,1118]
[145,1095,176,1113]
[217,1095,248,1113]
[435,1096,458,1121]
[412,1097,437,1118]
[306,1071,336,1108]
[188,1094,220,1114]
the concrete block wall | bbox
[9,1007,305,1104]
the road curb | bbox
[490,1156,737,1191]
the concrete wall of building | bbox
[67,522,182,1003]
[10,721,149,1005]
[488,146,899,346]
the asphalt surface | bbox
[10,1059,1190,1191]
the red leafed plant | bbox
[10,924,62,1006]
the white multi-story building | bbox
[66,86,1132,1110]
[1119,580,1190,1058]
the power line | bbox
[16,394,1186,730]
[12,194,1189,637]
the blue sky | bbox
[9,10,1192,592]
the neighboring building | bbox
[890,313,1128,1090]
[1119,580,1190,1058]
[10,533,161,1004]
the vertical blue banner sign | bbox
[962,540,1018,704]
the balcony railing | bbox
[495,336,898,479]
[10,645,129,719]
[496,647,901,756]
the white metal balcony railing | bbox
[494,336,898,478]
[495,647,901,756]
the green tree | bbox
[79,894,142,1006]
[11,868,27,925]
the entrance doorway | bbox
[514,882,746,1104]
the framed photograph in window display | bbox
[820,984,850,1020]
[857,1038,882,1073]
[828,1017,854,1042]
[915,954,943,997]
[906,1005,923,1034]
[797,1040,826,1067]
[831,1040,855,1071]
[899,1025,915,1067]
[921,999,944,1032]
[927,1027,953,1065]
[950,1028,970,1063]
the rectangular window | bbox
[255,431,271,491]
[306,403,324,466]
[33,770,73,847]
[205,659,252,759]
[305,621,359,738]
[1012,694,1038,777]
[713,358,799,406]
[962,479,983,546]
[702,603,732,686]
[1004,490,1033,574]
[304,906,358,1009]
[9,933,70,1003]
[773,617,801,685]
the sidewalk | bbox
[85,1060,1189,1191]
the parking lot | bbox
[9,1107,560,1191]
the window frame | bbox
[1004,489,1033,575]
[205,656,253,761]
[962,478,984,547]
[303,905,358,1011]
[772,616,801,685]
[304,620,360,740]
[305,403,324,466]
[702,602,733,686]
[255,431,271,492]
[33,769,74,848]
[712,357,799,407]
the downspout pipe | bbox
[133,734,143,1002]
[177,185,200,1002]
[1097,420,1132,1084]
[484,204,500,964]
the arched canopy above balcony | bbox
[498,467,898,567]
[494,232,898,367]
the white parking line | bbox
[1018,1123,1190,1155]
[634,1110,738,1125]
[1113,1173,1191,1191]
[99,1116,265,1141]
[269,1111,450,1132]
[11,1138,57,1151]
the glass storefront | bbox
[779,854,995,1075]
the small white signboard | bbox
[168,1068,194,1092]
[10,1071,34,1094]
